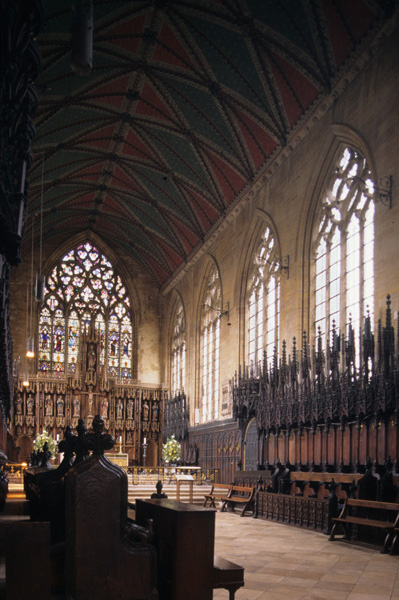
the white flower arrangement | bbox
[162,435,181,464]
[33,430,57,458]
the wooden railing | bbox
[128,466,219,485]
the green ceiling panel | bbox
[162,79,238,154]
[27,0,386,286]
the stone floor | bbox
[213,512,399,600]
[2,492,398,599]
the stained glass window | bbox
[171,299,186,396]
[314,147,375,365]
[200,265,221,422]
[38,242,133,379]
[248,226,280,370]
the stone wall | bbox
[8,19,399,461]
[162,20,399,427]
[10,231,165,387]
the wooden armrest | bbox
[213,556,244,589]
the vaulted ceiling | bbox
[27,0,393,288]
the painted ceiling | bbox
[28,0,393,287]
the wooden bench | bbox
[287,472,361,499]
[220,485,255,517]
[391,528,399,555]
[203,483,232,508]
[329,498,399,553]
[213,556,244,600]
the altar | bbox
[12,319,165,467]
[105,451,129,467]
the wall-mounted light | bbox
[279,255,289,279]
[348,174,392,208]
[203,301,230,323]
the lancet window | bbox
[38,242,133,379]
[200,264,221,422]
[248,226,280,370]
[314,146,375,362]
[171,298,186,396]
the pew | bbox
[203,483,232,508]
[220,485,256,516]
[287,472,362,500]
[391,528,399,554]
[5,521,51,600]
[135,498,245,600]
[64,415,157,600]
[24,421,89,543]
[135,498,215,600]
[213,556,244,600]
[236,462,398,503]
[329,498,399,553]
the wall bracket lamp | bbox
[204,301,230,323]
[349,174,392,209]
[279,255,289,279]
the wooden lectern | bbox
[175,473,194,502]
[135,498,215,600]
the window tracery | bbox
[247,226,280,370]
[38,242,133,379]
[314,146,375,363]
[200,264,221,422]
[171,298,186,396]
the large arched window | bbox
[314,146,375,360]
[248,225,280,370]
[171,298,186,396]
[200,264,221,423]
[38,242,133,379]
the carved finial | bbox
[85,414,115,456]
[77,418,87,438]
[38,442,52,469]
[73,418,89,463]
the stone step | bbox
[2,498,29,516]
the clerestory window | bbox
[200,264,221,422]
[171,298,186,396]
[314,147,375,364]
[248,226,280,370]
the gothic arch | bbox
[36,235,138,380]
[299,124,377,335]
[165,290,186,353]
[194,255,224,423]
[243,418,258,470]
[194,254,223,336]
[167,291,187,396]
[236,211,283,366]
[40,230,143,322]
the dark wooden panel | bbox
[5,521,51,600]
[136,499,215,600]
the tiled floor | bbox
[213,512,399,600]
